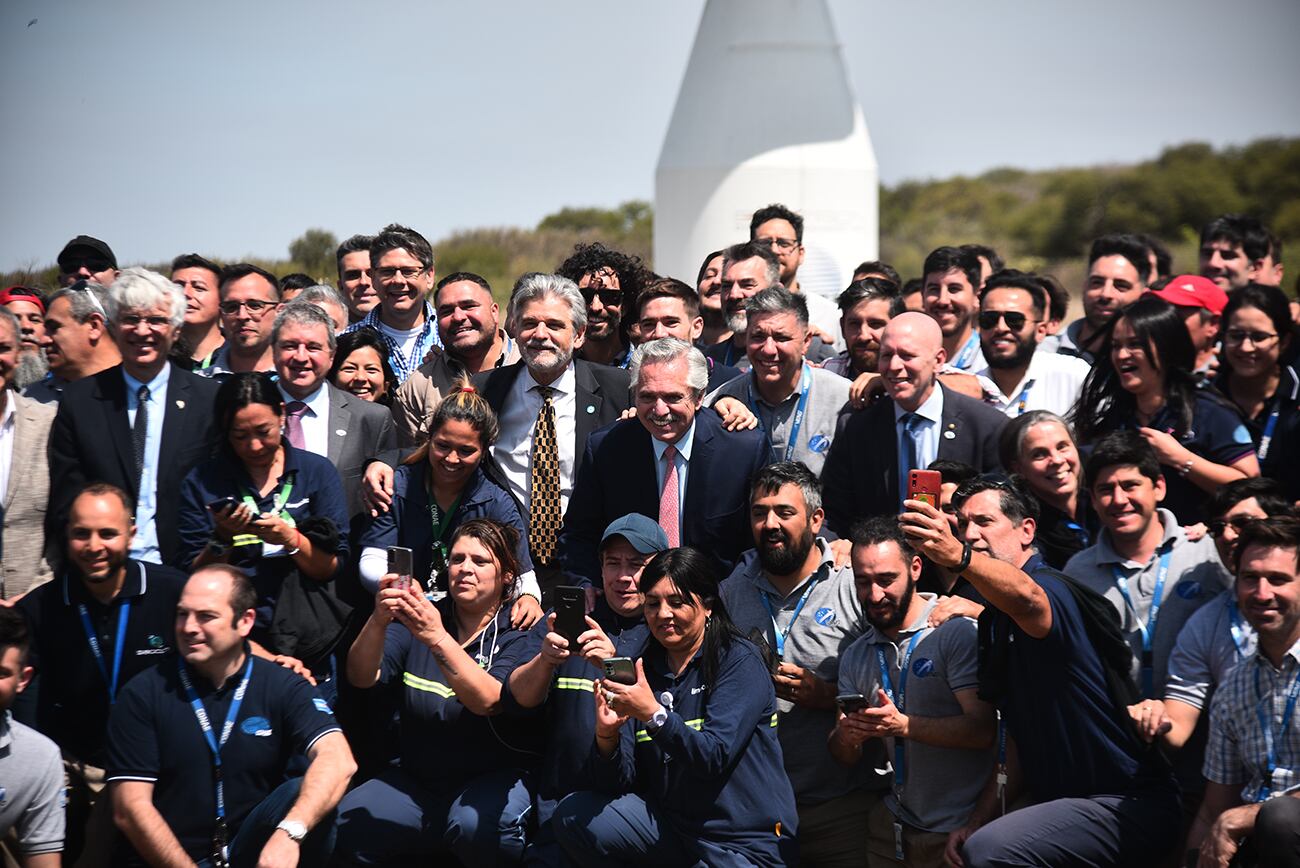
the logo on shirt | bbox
[814,607,836,627]
[313,698,333,715]
[240,716,273,737]
[1175,581,1203,601]
[1232,424,1253,446]
[0,786,6,805]
[912,657,936,678]
[147,634,164,648]
[808,434,830,454]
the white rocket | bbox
[654,0,879,303]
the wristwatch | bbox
[646,704,669,733]
[276,820,307,842]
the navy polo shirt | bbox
[1143,393,1255,524]
[17,561,186,767]
[176,444,350,633]
[105,653,340,863]
[382,598,542,789]
[359,464,533,585]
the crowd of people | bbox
[0,207,1297,868]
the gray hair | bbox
[744,285,809,328]
[507,272,587,334]
[47,281,112,325]
[0,306,19,341]
[295,284,348,329]
[105,267,186,328]
[721,241,781,287]
[998,409,1077,471]
[271,301,338,352]
[628,337,709,398]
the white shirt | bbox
[494,363,578,516]
[123,364,172,564]
[277,382,331,458]
[378,321,423,363]
[0,396,16,501]
[975,350,1092,419]
[894,385,945,500]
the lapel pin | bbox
[175,400,185,410]
[944,430,956,440]
[586,405,596,414]
[335,429,347,436]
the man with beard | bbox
[169,254,224,371]
[823,277,898,381]
[0,286,50,388]
[1198,214,1285,292]
[721,462,877,868]
[695,249,727,347]
[831,516,994,868]
[922,247,985,373]
[560,338,767,585]
[557,242,646,368]
[392,271,522,446]
[16,484,187,866]
[972,271,1090,418]
[1057,234,1150,362]
[56,236,118,289]
[24,281,120,405]
[202,263,282,378]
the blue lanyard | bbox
[747,364,812,462]
[1112,546,1173,698]
[875,629,925,791]
[952,331,981,370]
[759,574,821,659]
[1253,663,1300,802]
[1227,599,1252,660]
[177,656,254,825]
[1258,401,1282,461]
[77,598,131,704]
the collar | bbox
[894,382,944,425]
[122,361,172,396]
[751,537,834,599]
[863,592,939,645]
[651,418,697,463]
[367,300,434,333]
[976,350,1048,401]
[0,394,15,428]
[0,710,12,750]
[278,381,328,415]
[1096,507,1182,568]
[60,559,148,606]
[232,444,304,492]
[1255,635,1300,672]
[525,361,576,398]
[747,363,808,407]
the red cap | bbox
[0,286,45,314]
[1150,275,1228,315]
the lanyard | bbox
[77,598,131,704]
[426,485,462,587]
[178,655,253,863]
[876,629,925,791]
[952,331,981,370]
[1258,400,1282,461]
[1253,663,1300,802]
[233,474,296,548]
[995,709,1008,815]
[747,365,812,462]
[1227,599,1252,660]
[1112,545,1173,698]
[759,575,821,659]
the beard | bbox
[984,335,1037,370]
[757,524,816,576]
[12,348,49,389]
[866,577,916,632]
[726,309,747,335]
[521,337,574,377]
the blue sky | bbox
[2,0,1297,272]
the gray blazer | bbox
[2,393,57,598]
[324,382,397,518]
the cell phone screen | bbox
[554,585,586,647]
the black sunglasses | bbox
[581,286,623,308]
[1208,516,1260,538]
[978,310,1035,330]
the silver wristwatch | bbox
[276,819,307,842]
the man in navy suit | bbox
[560,337,769,585]
[48,268,221,566]
[822,311,1007,534]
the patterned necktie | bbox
[528,386,562,566]
[284,401,308,450]
[659,444,680,547]
[132,384,150,490]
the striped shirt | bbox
[342,300,441,383]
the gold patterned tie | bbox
[528,386,562,565]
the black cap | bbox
[57,235,117,272]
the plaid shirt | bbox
[1204,636,1300,803]
[342,301,441,384]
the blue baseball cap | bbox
[600,513,670,555]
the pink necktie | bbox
[659,444,680,548]
[285,401,308,450]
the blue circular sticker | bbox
[912,657,935,677]
[1174,581,1202,601]
[240,716,273,736]
[808,434,830,454]
[814,607,836,626]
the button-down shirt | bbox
[495,363,578,516]
[975,350,1091,418]
[0,395,15,501]
[342,301,442,384]
[651,419,696,542]
[277,382,330,458]
[123,364,171,564]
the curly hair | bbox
[555,242,649,302]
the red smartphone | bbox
[908,469,943,509]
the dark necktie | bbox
[899,412,922,505]
[132,384,150,490]
[529,386,562,566]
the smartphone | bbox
[553,585,587,647]
[908,469,943,509]
[837,693,869,714]
[747,628,781,674]
[603,656,637,686]
[387,546,414,591]
[206,496,238,514]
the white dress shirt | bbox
[0,396,16,502]
[651,419,697,542]
[975,350,1091,419]
[494,363,578,516]
[123,364,171,564]
[277,382,331,458]
[893,384,945,496]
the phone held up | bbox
[602,656,637,686]
[553,585,587,648]
[907,469,942,509]
[388,546,415,592]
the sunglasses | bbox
[978,310,1036,330]
[1208,516,1260,538]
[62,256,113,274]
[581,286,623,308]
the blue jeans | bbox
[195,778,335,868]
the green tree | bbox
[287,228,338,280]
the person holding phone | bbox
[553,546,799,866]
[334,519,542,866]
[356,384,543,627]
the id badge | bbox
[893,820,905,861]
[212,818,230,868]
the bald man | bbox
[821,312,1009,533]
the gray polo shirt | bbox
[0,711,65,855]
[838,595,989,833]
[1064,508,1231,696]
[1165,589,1258,710]
[721,539,880,805]
[705,364,851,475]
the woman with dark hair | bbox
[554,546,799,867]
[1070,295,1258,522]
[334,518,542,866]
[1000,410,1097,569]
[1212,283,1300,498]
[357,384,542,626]
[329,328,398,405]
[176,372,350,673]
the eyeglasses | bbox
[118,314,174,331]
[219,299,279,316]
[581,286,623,308]
[978,310,1036,330]
[755,236,799,252]
[1223,329,1279,347]
[373,266,427,281]
[1208,515,1260,538]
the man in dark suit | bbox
[559,338,769,585]
[49,268,221,567]
[822,311,1007,534]
[271,302,395,518]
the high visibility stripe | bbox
[770,713,779,728]
[635,717,705,743]
[403,672,456,699]
[555,677,595,692]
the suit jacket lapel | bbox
[873,403,902,506]
[935,384,963,460]
[5,398,38,508]
[573,362,604,456]
[157,364,191,485]
[100,369,137,493]
[681,413,715,521]
[482,362,524,415]
[326,384,351,466]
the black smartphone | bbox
[387,546,415,591]
[206,496,238,514]
[837,693,869,714]
[554,585,587,647]
[602,656,636,686]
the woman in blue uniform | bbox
[554,546,799,867]
[334,518,542,866]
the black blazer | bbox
[821,383,1008,534]
[558,409,770,585]
[48,363,221,564]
